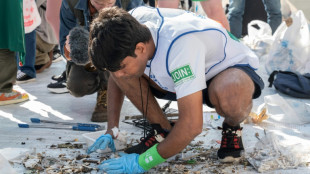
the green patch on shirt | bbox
[171,64,195,86]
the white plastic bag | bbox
[266,10,310,74]
[23,0,41,33]
[243,20,274,57]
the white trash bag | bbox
[265,10,310,74]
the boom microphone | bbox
[68,26,90,65]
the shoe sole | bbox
[52,56,65,63]
[16,78,36,84]
[218,156,241,163]
[51,77,65,82]
[0,98,29,106]
[47,87,69,94]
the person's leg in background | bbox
[65,61,109,122]
[35,33,55,73]
[227,0,246,38]
[262,0,282,34]
[46,0,64,63]
[200,0,230,31]
[0,49,29,105]
[0,50,18,93]
[158,0,179,8]
[91,70,110,122]
[17,30,36,84]
[46,0,62,41]
[45,0,66,90]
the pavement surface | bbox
[288,0,310,20]
[1,1,310,173]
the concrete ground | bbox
[0,0,310,173]
[288,0,310,20]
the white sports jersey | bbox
[130,6,259,99]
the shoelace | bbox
[17,71,26,79]
[140,129,157,147]
[97,89,107,107]
[53,53,61,58]
[140,129,165,147]
[218,127,243,149]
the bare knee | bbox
[208,68,254,126]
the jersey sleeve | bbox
[168,35,207,99]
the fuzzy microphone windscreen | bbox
[69,26,90,65]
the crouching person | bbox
[87,6,264,173]
[64,27,109,122]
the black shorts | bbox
[150,65,264,108]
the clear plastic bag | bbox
[246,132,310,173]
[264,94,310,125]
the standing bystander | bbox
[0,0,29,105]
[228,0,282,38]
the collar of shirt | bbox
[88,0,98,17]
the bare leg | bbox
[46,0,62,41]
[208,68,254,126]
[157,0,179,8]
[200,0,230,31]
[109,73,172,130]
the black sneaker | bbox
[16,70,35,84]
[47,80,69,94]
[217,123,244,162]
[52,46,64,63]
[124,124,169,154]
[51,70,66,82]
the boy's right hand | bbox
[87,134,116,154]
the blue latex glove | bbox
[87,134,116,154]
[99,153,146,174]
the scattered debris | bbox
[255,132,260,141]
[54,143,83,149]
[20,150,100,173]
[246,108,268,124]
[76,154,89,160]
[82,159,100,164]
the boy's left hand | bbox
[98,153,145,174]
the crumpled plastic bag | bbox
[243,20,274,57]
[245,132,310,173]
[264,94,310,125]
